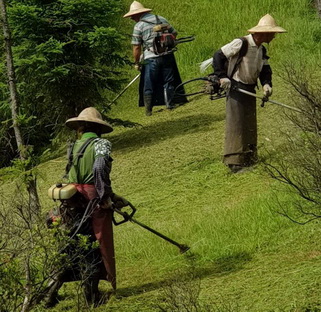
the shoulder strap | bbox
[141,15,160,25]
[140,15,162,51]
[75,137,96,161]
[230,37,248,78]
[155,15,161,25]
[238,37,248,58]
[262,45,269,60]
[64,137,96,177]
[64,141,75,178]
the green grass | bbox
[33,96,321,311]
[2,0,321,311]
[117,0,321,82]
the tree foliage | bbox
[0,0,127,167]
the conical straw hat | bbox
[123,1,152,18]
[248,14,286,33]
[65,107,113,133]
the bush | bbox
[0,0,128,167]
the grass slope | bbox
[3,0,321,311]
[38,100,321,311]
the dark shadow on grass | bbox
[105,116,142,128]
[210,251,252,274]
[115,280,165,299]
[114,251,251,300]
[109,113,225,152]
[182,251,252,278]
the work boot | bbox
[164,87,175,109]
[228,164,244,173]
[143,95,153,116]
[44,278,63,308]
[84,278,101,306]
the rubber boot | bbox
[144,95,152,116]
[164,88,175,109]
[84,278,100,306]
[44,278,63,308]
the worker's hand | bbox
[219,78,231,92]
[263,84,272,98]
[112,194,129,209]
[99,197,113,210]
[134,63,141,71]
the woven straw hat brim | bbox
[123,7,151,18]
[65,117,113,134]
[247,25,287,33]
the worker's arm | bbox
[259,46,272,97]
[93,156,113,201]
[93,139,128,209]
[213,49,228,79]
[133,45,142,65]
[92,139,113,209]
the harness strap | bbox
[64,141,75,177]
[230,37,248,78]
[65,137,96,178]
[141,15,169,51]
[140,14,160,26]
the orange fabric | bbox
[92,209,116,289]
[74,184,97,200]
[73,183,116,289]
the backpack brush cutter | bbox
[47,184,190,254]
[174,74,226,101]
[71,199,191,253]
[112,201,190,254]
[174,74,303,113]
[105,35,195,108]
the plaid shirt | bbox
[131,12,177,59]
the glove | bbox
[99,197,113,210]
[112,194,129,209]
[219,78,231,92]
[134,63,141,71]
[263,84,272,98]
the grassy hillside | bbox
[118,0,321,79]
[2,0,321,311]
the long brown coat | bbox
[224,81,257,166]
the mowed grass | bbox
[36,97,321,311]
[3,0,321,311]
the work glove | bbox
[112,193,129,209]
[219,78,231,92]
[99,197,113,210]
[134,63,141,71]
[263,84,272,98]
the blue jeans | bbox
[143,54,176,108]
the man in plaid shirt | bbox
[124,1,186,116]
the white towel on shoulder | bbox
[199,57,213,73]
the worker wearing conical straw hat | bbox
[247,14,286,33]
[123,1,152,18]
[45,107,128,307]
[213,14,286,173]
[123,1,187,116]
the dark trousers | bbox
[143,54,176,108]
[45,196,102,306]
[44,244,101,305]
